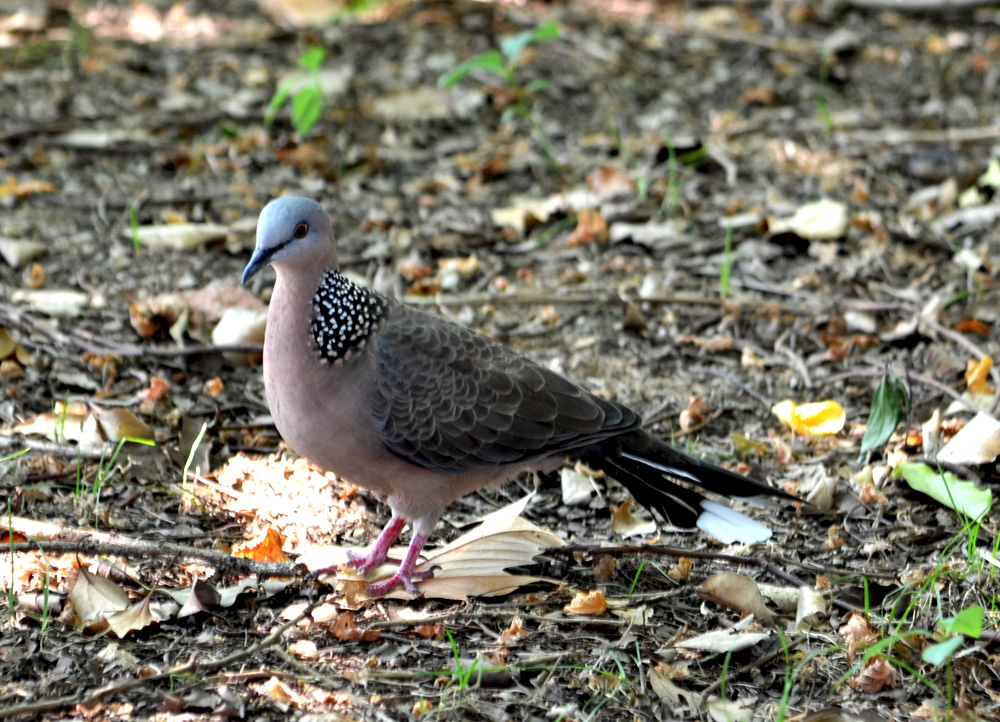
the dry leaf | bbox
[586,165,634,200]
[609,500,656,537]
[90,405,155,443]
[648,662,698,708]
[699,572,774,626]
[937,411,1000,465]
[302,508,567,601]
[564,589,607,616]
[232,526,289,563]
[668,557,692,582]
[677,616,771,654]
[965,356,993,393]
[106,594,157,637]
[69,566,130,632]
[332,612,380,642]
[794,586,828,631]
[176,576,223,618]
[679,396,709,431]
[130,223,228,252]
[769,199,848,240]
[851,657,896,693]
[566,208,609,246]
[772,399,846,435]
[838,611,879,664]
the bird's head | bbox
[242,196,336,285]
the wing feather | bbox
[368,301,638,473]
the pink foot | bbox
[366,531,431,596]
[345,516,407,574]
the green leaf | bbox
[524,78,549,93]
[502,20,559,61]
[529,20,560,43]
[860,371,909,458]
[439,50,508,88]
[891,462,993,520]
[978,158,1000,189]
[942,605,983,638]
[921,636,964,666]
[298,46,326,72]
[265,83,293,126]
[291,87,322,136]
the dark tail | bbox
[578,429,795,544]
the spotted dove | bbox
[243,197,792,595]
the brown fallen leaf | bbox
[566,208,609,246]
[850,656,896,694]
[699,571,774,627]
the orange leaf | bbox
[564,589,607,616]
[232,526,289,562]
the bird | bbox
[242,196,794,596]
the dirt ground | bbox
[2,0,1000,720]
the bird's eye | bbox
[293,222,309,238]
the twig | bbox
[0,599,320,720]
[0,302,262,358]
[2,516,300,577]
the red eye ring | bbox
[294,222,309,238]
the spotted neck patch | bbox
[310,270,387,364]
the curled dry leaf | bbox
[668,556,692,582]
[289,639,319,660]
[564,589,607,616]
[609,500,656,538]
[176,576,222,618]
[106,594,157,638]
[964,356,993,394]
[679,396,709,431]
[332,612,380,642]
[89,405,155,443]
[838,611,879,664]
[937,411,1000,466]
[850,657,897,694]
[501,616,529,642]
[699,571,774,627]
[794,586,829,631]
[566,208,609,246]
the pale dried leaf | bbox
[106,594,157,637]
[937,411,1000,465]
[131,223,228,252]
[69,567,129,627]
[699,572,774,626]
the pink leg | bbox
[345,516,407,574]
[366,531,429,596]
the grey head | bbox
[242,197,336,285]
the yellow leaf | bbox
[965,356,993,394]
[772,399,845,435]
